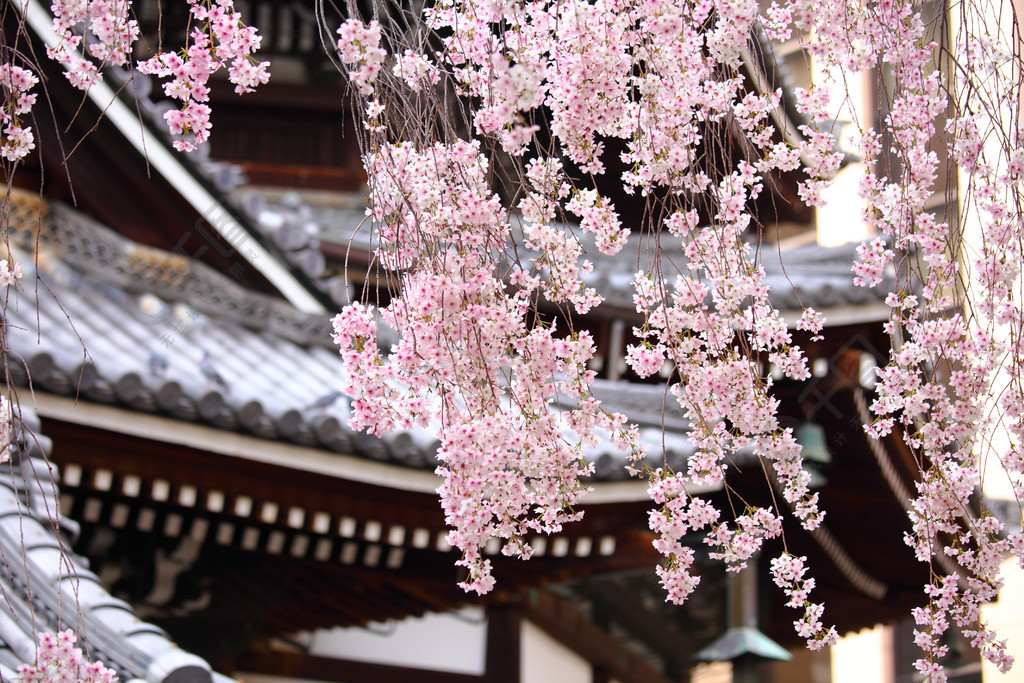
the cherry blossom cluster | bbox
[816,0,1024,675]
[3,0,268,162]
[138,0,269,151]
[647,472,720,603]
[333,139,636,593]
[909,555,1016,681]
[0,257,22,286]
[770,554,838,650]
[16,630,118,682]
[22,0,1024,671]
[392,50,440,93]
[628,216,825,585]
[335,19,392,133]
[48,0,138,89]
[12,0,266,154]
[516,160,627,313]
[327,0,1024,668]
[706,507,784,568]
[0,64,39,162]
[336,19,386,97]
[332,0,831,648]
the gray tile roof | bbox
[245,187,894,313]
[0,407,228,682]
[6,251,354,449]
[5,195,431,469]
[4,191,890,482]
[3,205,708,481]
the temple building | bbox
[0,1,1009,681]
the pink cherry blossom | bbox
[17,630,117,682]
[17,0,1024,672]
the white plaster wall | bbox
[520,619,591,683]
[691,662,732,683]
[831,626,891,683]
[982,559,1024,681]
[306,607,487,675]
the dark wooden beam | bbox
[42,418,448,528]
[577,577,698,675]
[485,603,522,683]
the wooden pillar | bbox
[730,562,759,683]
[485,602,522,683]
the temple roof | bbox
[5,6,939,679]
[0,408,231,682]
[0,196,547,475]
[4,188,898,488]
[2,190,929,650]
[244,186,894,316]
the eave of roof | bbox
[4,191,713,496]
[0,408,228,682]
[29,392,666,504]
[20,0,331,316]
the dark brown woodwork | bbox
[205,78,366,191]
[40,413,677,666]
[41,417,447,527]
[576,575,699,676]
[228,161,366,192]
[484,603,522,683]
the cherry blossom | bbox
[771,553,838,650]
[0,64,38,162]
[47,0,138,89]
[16,630,118,682]
[336,19,386,97]
[324,1,1024,670]
[333,139,638,592]
[138,0,269,151]
[9,0,1024,674]
[37,0,269,152]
